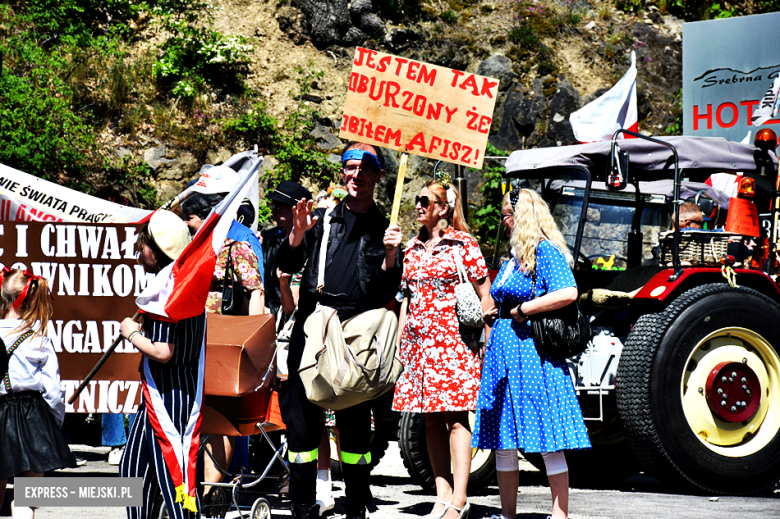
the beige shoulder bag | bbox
[298,210,403,410]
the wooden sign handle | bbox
[68,311,141,405]
[389,153,408,228]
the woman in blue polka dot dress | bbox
[472,189,591,519]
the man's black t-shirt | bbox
[322,207,370,305]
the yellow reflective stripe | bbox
[341,451,371,465]
[288,448,318,463]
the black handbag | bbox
[221,241,246,316]
[529,262,592,359]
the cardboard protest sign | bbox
[0,222,150,413]
[0,163,152,224]
[339,48,499,169]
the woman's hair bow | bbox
[12,270,54,310]
[0,266,11,287]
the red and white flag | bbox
[705,172,742,199]
[136,159,261,320]
[569,51,638,142]
[751,74,780,127]
[134,159,261,513]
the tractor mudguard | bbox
[633,267,780,304]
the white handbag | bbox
[453,245,484,328]
[298,209,403,410]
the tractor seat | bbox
[573,265,664,294]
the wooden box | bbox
[204,313,277,397]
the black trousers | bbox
[280,318,373,514]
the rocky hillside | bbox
[2,0,769,245]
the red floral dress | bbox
[392,228,488,413]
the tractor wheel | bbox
[617,283,780,494]
[567,414,640,486]
[522,421,639,487]
[398,412,496,493]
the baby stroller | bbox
[197,313,289,519]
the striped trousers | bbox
[119,402,199,519]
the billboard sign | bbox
[683,12,780,142]
[0,221,149,413]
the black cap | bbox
[267,180,313,206]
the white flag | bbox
[570,51,638,142]
[751,74,780,127]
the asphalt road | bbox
[2,443,779,519]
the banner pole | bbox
[68,311,141,405]
[389,153,408,228]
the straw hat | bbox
[148,210,191,260]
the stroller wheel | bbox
[204,487,229,518]
[251,497,272,519]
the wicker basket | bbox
[658,230,744,267]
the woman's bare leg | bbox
[443,412,471,519]
[11,471,42,519]
[496,470,518,519]
[547,471,569,519]
[424,413,453,516]
[203,435,235,493]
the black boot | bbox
[292,504,320,519]
[345,507,368,519]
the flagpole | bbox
[68,311,141,405]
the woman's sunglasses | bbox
[415,195,443,207]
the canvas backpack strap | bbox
[3,330,34,392]
[316,209,334,293]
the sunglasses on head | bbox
[415,195,443,207]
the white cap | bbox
[148,210,191,260]
[191,165,239,194]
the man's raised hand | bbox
[288,198,319,248]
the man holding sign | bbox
[277,142,403,519]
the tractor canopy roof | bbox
[505,136,777,179]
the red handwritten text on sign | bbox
[339,48,500,169]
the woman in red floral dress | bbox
[393,180,495,519]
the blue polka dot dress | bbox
[471,241,591,453]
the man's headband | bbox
[342,149,382,170]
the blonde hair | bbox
[419,180,469,240]
[509,189,573,274]
[0,269,53,338]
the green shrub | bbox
[615,0,643,13]
[470,143,509,251]
[151,1,253,99]
[0,15,95,178]
[508,24,541,49]
[103,155,158,208]
[666,88,683,135]
[153,27,253,98]
[223,104,279,151]
[377,0,425,21]
[440,9,458,23]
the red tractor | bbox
[482,130,780,494]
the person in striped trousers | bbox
[118,211,206,519]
